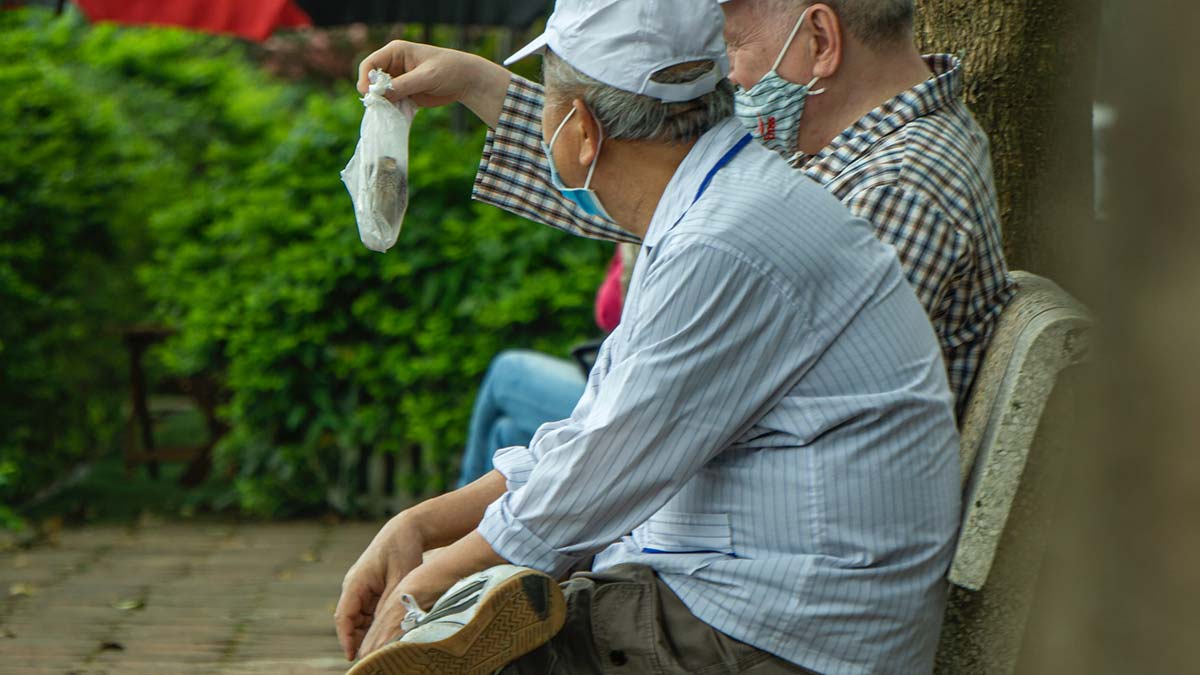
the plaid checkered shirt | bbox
[473,54,1013,417]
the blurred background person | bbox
[456,244,632,488]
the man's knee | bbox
[490,416,528,451]
[484,349,542,391]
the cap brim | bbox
[502,32,548,66]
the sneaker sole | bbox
[346,570,566,675]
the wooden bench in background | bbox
[122,326,224,485]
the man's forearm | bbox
[461,57,514,129]
[397,531,508,610]
[405,470,507,550]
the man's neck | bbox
[596,139,697,240]
[795,42,932,157]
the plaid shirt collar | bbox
[793,54,963,181]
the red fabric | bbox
[75,0,312,42]
[594,250,624,333]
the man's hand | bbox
[356,531,509,658]
[353,558,454,657]
[334,472,510,661]
[355,40,513,128]
[334,513,424,661]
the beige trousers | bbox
[500,563,820,675]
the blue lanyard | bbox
[692,133,753,205]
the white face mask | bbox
[733,7,826,160]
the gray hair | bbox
[764,0,914,47]
[542,50,734,144]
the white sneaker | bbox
[346,565,566,675]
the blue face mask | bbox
[544,107,616,223]
[733,7,825,161]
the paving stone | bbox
[0,520,381,674]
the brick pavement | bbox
[0,519,383,675]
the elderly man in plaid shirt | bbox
[467,0,1012,418]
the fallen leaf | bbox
[300,551,319,563]
[99,640,125,651]
[112,599,144,611]
[8,583,35,598]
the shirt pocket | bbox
[640,511,735,556]
[636,511,736,576]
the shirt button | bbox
[609,650,628,666]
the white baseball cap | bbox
[503,0,729,103]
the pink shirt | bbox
[594,250,624,333]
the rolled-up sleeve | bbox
[490,445,536,492]
[472,75,640,245]
[477,239,812,577]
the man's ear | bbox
[806,3,843,80]
[572,99,602,168]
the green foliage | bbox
[0,9,609,519]
[0,10,156,511]
[143,88,608,517]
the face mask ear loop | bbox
[582,117,605,190]
[771,7,811,72]
[808,76,826,96]
[549,106,577,152]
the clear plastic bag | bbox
[341,69,417,252]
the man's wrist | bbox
[389,471,508,552]
[461,56,512,128]
[401,532,507,609]
[388,510,428,551]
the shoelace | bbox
[398,593,427,632]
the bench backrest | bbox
[950,271,1092,591]
[934,271,1092,675]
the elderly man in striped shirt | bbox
[475,0,1012,419]
[335,1,962,674]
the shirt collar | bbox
[641,117,747,250]
[793,54,963,181]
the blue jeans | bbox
[457,350,587,488]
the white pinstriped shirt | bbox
[474,56,1013,419]
[476,119,961,675]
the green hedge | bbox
[0,10,155,525]
[0,9,610,520]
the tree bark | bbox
[1013,0,1200,671]
[918,1,1200,672]
[913,0,1099,288]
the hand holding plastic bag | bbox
[341,69,416,252]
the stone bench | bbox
[935,271,1093,673]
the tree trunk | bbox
[914,2,1102,672]
[918,1,1200,673]
[1013,0,1200,672]
[913,0,1099,288]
